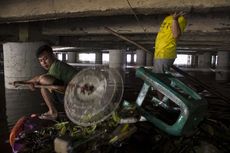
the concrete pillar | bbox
[215,51,230,82]
[130,52,134,65]
[109,49,124,69]
[76,53,79,63]
[211,54,217,68]
[146,52,153,66]
[62,53,67,62]
[95,52,102,64]
[3,42,45,89]
[191,54,198,68]
[67,52,76,63]
[198,52,211,68]
[0,46,3,71]
[136,49,146,66]
[122,49,127,67]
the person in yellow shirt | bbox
[154,12,187,73]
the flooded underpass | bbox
[0,1,230,152]
[1,66,230,153]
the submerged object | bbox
[133,67,208,136]
[9,116,27,147]
[64,68,124,126]
[9,115,57,153]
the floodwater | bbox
[1,67,230,153]
[0,74,11,152]
[0,73,47,152]
[0,68,143,153]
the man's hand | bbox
[12,81,24,88]
[171,11,186,39]
[12,81,36,91]
[172,12,186,20]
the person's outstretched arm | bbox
[172,12,183,39]
[12,75,41,90]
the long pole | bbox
[105,26,230,103]
[104,27,152,54]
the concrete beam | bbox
[58,33,230,43]
[42,13,230,51]
[0,0,229,22]
[58,31,230,51]
[58,38,230,53]
[42,13,230,35]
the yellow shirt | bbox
[154,15,187,59]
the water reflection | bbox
[0,68,141,153]
[0,74,47,152]
[0,75,11,152]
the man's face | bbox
[38,51,54,70]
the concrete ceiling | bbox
[0,0,229,54]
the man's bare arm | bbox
[12,75,41,90]
[171,12,183,39]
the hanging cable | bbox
[126,0,152,41]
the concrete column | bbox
[95,52,102,64]
[215,51,230,82]
[198,52,211,68]
[146,52,153,66]
[54,52,58,58]
[191,54,198,68]
[122,49,127,67]
[130,52,134,65]
[75,53,79,63]
[3,42,45,89]
[211,54,217,68]
[124,52,127,65]
[67,52,76,63]
[62,53,67,62]
[109,49,124,69]
[0,47,3,71]
[136,49,146,66]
